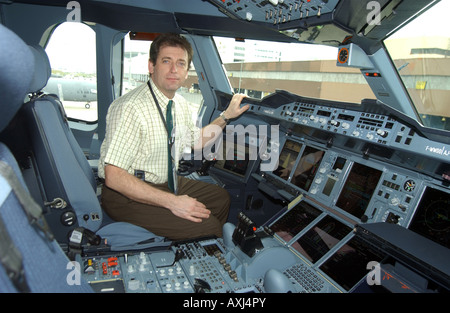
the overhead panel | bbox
[206,0,340,26]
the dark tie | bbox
[166,100,175,192]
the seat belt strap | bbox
[0,204,31,292]
[0,161,54,241]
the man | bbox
[98,33,249,240]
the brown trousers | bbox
[100,176,230,241]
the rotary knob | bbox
[377,129,388,138]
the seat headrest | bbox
[0,24,34,133]
[28,45,52,94]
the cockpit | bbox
[0,0,449,296]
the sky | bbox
[45,22,97,73]
[388,0,450,39]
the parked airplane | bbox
[44,76,97,108]
[0,0,449,298]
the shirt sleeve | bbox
[103,100,142,172]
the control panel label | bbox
[425,145,450,157]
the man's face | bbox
[148,45,189,99]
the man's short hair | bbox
[149,33,193,67]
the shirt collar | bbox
[148,78,173,110]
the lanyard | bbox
[147,81,174,144]
[147,80,177,193]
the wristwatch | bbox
[219,111,230,124]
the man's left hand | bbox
[223,94,249,120]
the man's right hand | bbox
[168,195,211,223]
[104,164,211,223]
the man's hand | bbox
[168,195,211,223]
[104,164,210,223]
[223,93,249,120]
